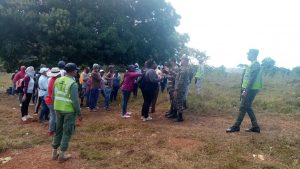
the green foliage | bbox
[0,0,189,72]
[292,66,300,76]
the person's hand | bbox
[22,95,26,102]
[173,91,177,97]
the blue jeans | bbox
[89,88,99,109]
[39,96,49,122]
[47,104,56,132]
[122,90,131,115]
[104,87,112,109]
[12,83,16,95]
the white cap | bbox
[39,67,49,74]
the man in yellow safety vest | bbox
[226,49,263,133]
[51,63,82,163]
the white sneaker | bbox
[26,115,33,119]
[20,104,22,107]
[122,114,131,118]
[21,116,27,122]
[126,112,132,115]
[142,116,153,122]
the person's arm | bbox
[13,73,19,83]
[105,73,113,80]
[132,72,143,78]
[246,62,260,91]
[70,83,81,116]
[23,76,30,95]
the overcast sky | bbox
[167,0,300,69]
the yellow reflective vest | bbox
[54,76,75,112]
[242,61,263,90]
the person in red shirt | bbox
[120,65,142,118]
[45,67,61,136]
[14,66,26,106]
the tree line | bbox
[0,0,194,72]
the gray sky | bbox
[167,0,300,69]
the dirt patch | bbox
[0,145,86,169]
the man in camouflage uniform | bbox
[165,58,179,118]
[174,57,190,122]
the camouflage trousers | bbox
[52,112,76,152]
[167,88,176,111]
[175,91,186,114]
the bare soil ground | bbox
[0,93,299,169]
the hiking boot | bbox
[52,149,59,160]
[245,127,260,133]
[226,126,240,133]
[164,111,171,117]
[167,112,178,119]
[176,113,184,122]
[58,151,71,163]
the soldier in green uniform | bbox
[51,63,82,163]
[165,58,179,118]
[174,57,190,122]
[226,49,263,133]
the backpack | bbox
[137,73,147,89]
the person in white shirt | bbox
[38,67,50,123]
[20,66,35,122]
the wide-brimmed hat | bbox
[39,67,49,74]
[47,67,61,77]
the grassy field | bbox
[0,71,299,169]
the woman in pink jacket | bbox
[120,65,142,118]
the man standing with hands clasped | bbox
[51,63,82,163]
[174,57,190,122]
[226,49,263,133]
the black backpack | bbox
[138,73,147,89]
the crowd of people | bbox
[7,48,263,163]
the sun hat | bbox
[39,67,49,74]
[47,67,61,77]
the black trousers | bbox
[234,90,259,127]
[21,93,32,117]
[141,89,155,118]
[110,86,120,102]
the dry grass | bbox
[0,72,299,169]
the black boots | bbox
[226,126,260,133]
[245,127,260,133]
[167,111,177,119]
[226,126,240,133]
[176,113,183,122]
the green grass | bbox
[0,71,299,168]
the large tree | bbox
[0,0,189,72]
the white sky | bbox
[167,0,300,69]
